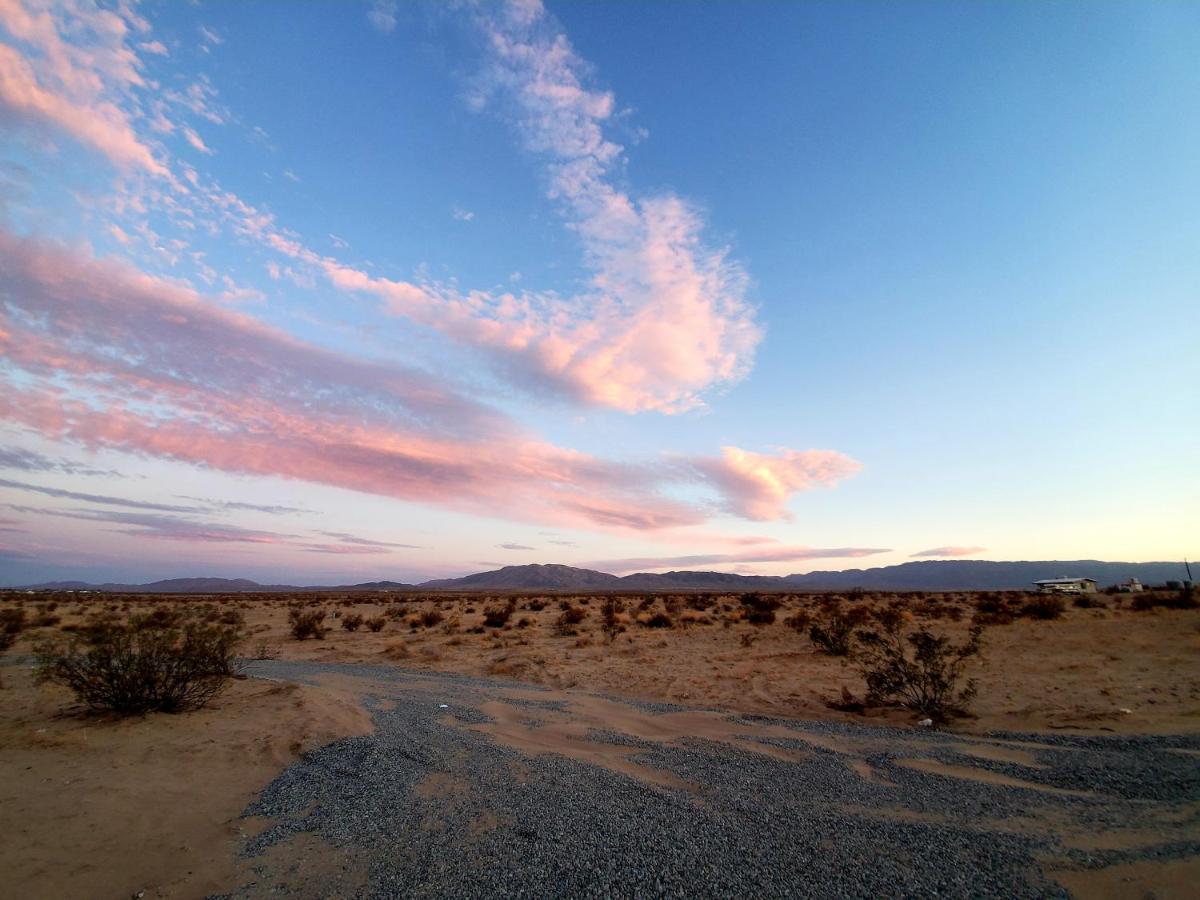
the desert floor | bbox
[1,589,1197,897]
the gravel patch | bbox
[226,660,1199,898]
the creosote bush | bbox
[341,613,365,632]
[483,599,517,629]
[808,605,868,656]
[366,616,386,632]
[1021,595,1066,620]
[288,608,327,640]
[853,610,984,723]
[739,594,781,626]
[33,615,241,714]
[601,596,624,642]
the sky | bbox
[0,0,1196,586]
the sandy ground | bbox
[0,663,371,899]
[193,591,1200,735]
[0,589,1197,898]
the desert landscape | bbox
[1,583,1197,897]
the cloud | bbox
[182,126,212,155]
[0,477,203,513]
[548,539,577,547]
[280,0,760,414]
[198,26,223,48]
[497,542,535,550]
[367,1,398,34]
[910,546,988,558]
[452,207,475,221]
[589,546,891,575]
[0,232,858,533]
[690,446,862,520]
[317,531,421,549]
[0,446,120,477]
[10,504,293,544]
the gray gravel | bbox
[222,660,1200,898]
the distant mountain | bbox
[619,570,787,591]
[14,559,1189,594]
[419,564,620,591]
[784,559,1189,591]
[22,577,293,593]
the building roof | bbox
[1032,577,1098,585]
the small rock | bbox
[917,718,933,727]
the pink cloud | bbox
[0,1,165,174]
[690,446,863,520]
[910,546,988,558]
[587,545,891,575]
[0,232,856,533]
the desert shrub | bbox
[808,605,867,656]
[525,598,547,612]
[1021,595,1066,620]
[341,613,364,632]
[32,612,62,628]
[287,608,327,640]
[365,616,386,632]
[133,606,181,630]
[420,609,444,628]
[642,611,674,629]
[600,597,624,642]
[1132,586,1198,611]
[1073,594,1108,609]
[739,594,781,625]
[853,616,984,723]
[783,610,812,632]
[34,617,241,714]
[555,605,587,635]
[1,607,27,648]
[217,608,245,626]
[483,600,517,629]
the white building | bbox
[1033,577,1098,594]
[1117,578,1144,593]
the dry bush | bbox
[1020,595,1066,620]
[287,608,327,640]
[483,599,517,629]
[739,593,781,626]
[34,616,241,714]
[808,605,869,656]
[366,616,386,632]
[641,611,674,629]
[341,613,364,632]
[783,609,812,633]
[600,597,624,642]
[555,605,587,635]
[1133,586,1198,611]
[854,611,984,722]
[420,609,444,628]
[525,598,548,612]
[1073,594,1108,609]
[0,607,27,650]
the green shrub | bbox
[34,617,241,714]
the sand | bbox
[0,664,371,899]
[0,588,1196,897]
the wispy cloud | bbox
[317,531,421,549]
[497,542,535,550]
[367,1,398,35]
[10,504,292,544]
[588,546,891,575]
[0,446,120,477]
[0,478,203,513]
[910,546,988,558]
[0,232,857,531]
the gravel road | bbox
[224,660,1200,898]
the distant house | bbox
[1116,578,1144,593]
[1033,577,1098,594]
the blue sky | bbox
[0,0,1196,585]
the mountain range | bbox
[14,559,1190,594]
